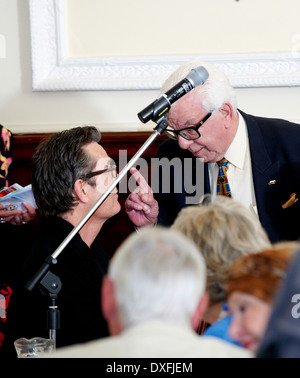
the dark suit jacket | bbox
[156,111,300,243]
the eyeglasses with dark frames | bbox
[81,165,117,180]
[164,112,212,141]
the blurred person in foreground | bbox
[0,124,36,355]
[172,195,271,345]
[5,126,158,356]
[227,242,299,353]
[48,227,252,358]
[257,248,300,358]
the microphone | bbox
[137,66,209,124]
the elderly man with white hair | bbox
[129,60,300,243]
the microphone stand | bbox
[39,271,61,349]
[25,117,169,346]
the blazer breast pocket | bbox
[282,193,299,209]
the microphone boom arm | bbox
[52,122,166,260]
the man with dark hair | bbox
[6,126,158,355]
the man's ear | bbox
[73,179,89,203]
[191,291,210,331]
[101,275,116,320]
[219,102,235,128]
[101,275,123,335]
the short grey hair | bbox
[161,60,237,113]
[172,196,271,305]
[109,226,206,328]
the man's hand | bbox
[125,168,158,229]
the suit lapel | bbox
[242,111,280,242]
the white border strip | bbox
[29,0,300,91]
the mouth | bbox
[189,147,204,157]
[242,340,257,351]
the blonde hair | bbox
[172,196,271,305]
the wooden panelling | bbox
[9,132,167,257]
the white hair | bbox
[108,226,206,328]
[161,60,237,112]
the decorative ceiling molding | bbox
[29,0,300,91]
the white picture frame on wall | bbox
[29,0,300,91]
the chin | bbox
[113,201,121,215]
[193,149,215,162]
[105,196,121,218]
[196,154,212,163]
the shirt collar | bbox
[224,111,247,169]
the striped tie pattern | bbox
[217,158,232,197]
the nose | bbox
[228,315,243,342]
[177,136,194,150]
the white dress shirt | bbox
[208,112,258,216]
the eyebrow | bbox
[96,158,115,170]
[106,158,115,168]
[176,118,203,129]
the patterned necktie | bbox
[217,158,232,198]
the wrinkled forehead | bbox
[168,91,207,125]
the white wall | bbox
[0,0,299,134]
[67,0,300,56]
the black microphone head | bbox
[186,66,209,87]
[137,65,209,124]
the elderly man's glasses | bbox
[164,113,212,141]
[82,165,117,180]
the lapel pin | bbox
[268,180,276,185]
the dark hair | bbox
[31,126,101,217]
